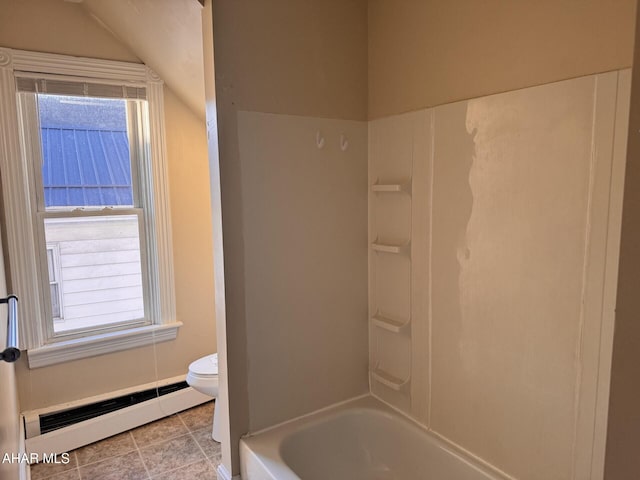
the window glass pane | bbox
[37,94,134,208]
[44,215,145,333]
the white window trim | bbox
[0,48,178,368]
[26,323,182,369]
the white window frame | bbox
[20,92,151,340]
[0,48,179,368]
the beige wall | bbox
[0,0,216,411]
[605,4,640,478]
[212,0,368,121]
[0,0,137,63]
[159,87,216,381]
[83,0,207,119]
[368,0,636,119]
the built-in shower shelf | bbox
[371,242,409,254]
[370,367,410,392]
[371,314,409,333]
[371,183,410,193]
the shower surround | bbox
[367,70,630,479]
[237,69,630,480]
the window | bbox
[0,48,178,367]
[23,91,149,337]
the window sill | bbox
[26,322,183,369]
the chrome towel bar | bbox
[1,295,20,363]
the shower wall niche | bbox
[368,111,431,424]
[367,71,630,480]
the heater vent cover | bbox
[39,381,189,434]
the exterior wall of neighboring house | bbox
[46,217,144,332]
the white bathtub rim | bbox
[240,438,300,480]
[240,395,373,480]
[241,394,511,480]
[240,394,371,480]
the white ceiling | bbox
[82,0,206,119]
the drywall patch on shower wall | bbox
[368,72,630,480]
[237,111,369,432]
[432,75,596,480]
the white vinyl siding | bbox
[44,217,145,332]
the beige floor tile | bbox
[131,415,188,447]
[37,404,221,480]
[78,451,148,480]
[75,432,136,466]
[45,468,81,480]
[178,401,214,431]
[190,428,221,465]
[150,459,217,480]
[139,434,205,477]
[30,453,77,480]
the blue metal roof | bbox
[38,95,134,208]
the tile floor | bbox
[30,401,221,480]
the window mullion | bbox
[43,207,143,220]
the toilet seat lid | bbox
[189,353,218,376]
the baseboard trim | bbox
[23,374,191,426]
[25,386,211,455]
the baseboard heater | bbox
[24,377,212,455]
[39,381,189,434]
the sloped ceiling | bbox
[82,0,206,119]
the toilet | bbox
[187,353,222,441]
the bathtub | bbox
[240,396,501,480]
